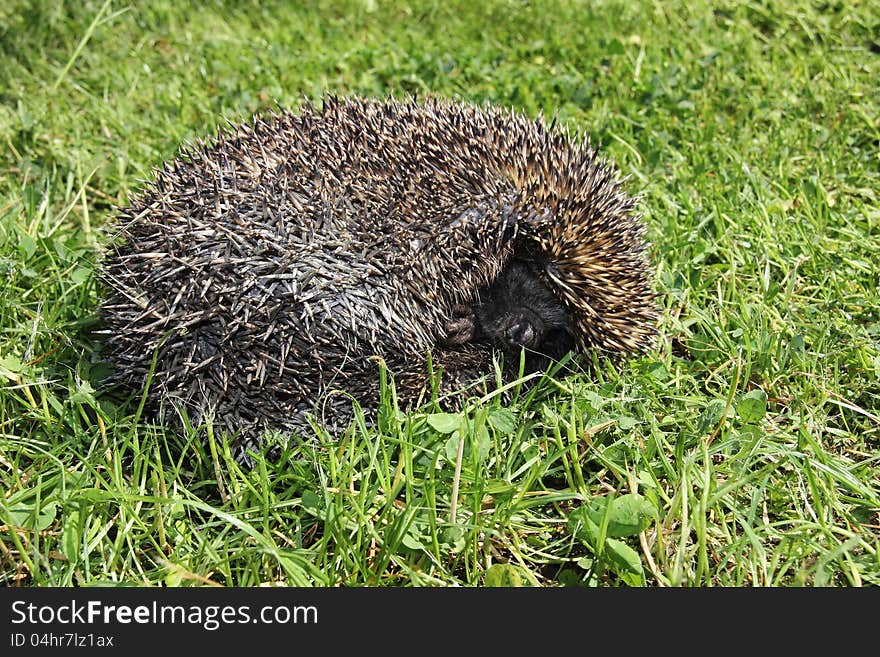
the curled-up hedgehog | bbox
[98,95,657,444]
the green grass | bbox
[1,0,878,587]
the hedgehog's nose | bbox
[506,321,537,348]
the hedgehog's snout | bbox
[504,316,539,349]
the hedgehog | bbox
[98,95,657,448]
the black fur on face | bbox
[473,259,575,370]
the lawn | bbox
[1,0,878,586]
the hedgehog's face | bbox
[474,260,575,367]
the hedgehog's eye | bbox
[544,261,561,280]
[503,316,539,349]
